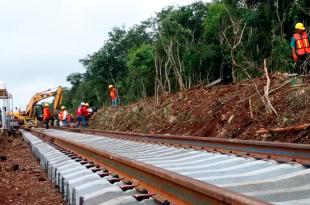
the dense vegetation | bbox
[62,0,310,110]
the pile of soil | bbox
[0,132,63,205]
[89,73,310,144]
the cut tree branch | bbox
[256,123,310,135]
[263,59,278,115]
[232,22,247,50]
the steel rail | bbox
[55,127,310,166]
[31,129,270,205]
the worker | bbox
[84,103,90,126]
[108,85,118,107]
[58,109,63,126]
[76,102,86,128]
[59,106,67,127]
[43,103,51,129]
[85,103,93,118]
[291,22,310,74]
[66,113,74,128]
[83,103,89,127]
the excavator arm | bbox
[13,86,63,128]
[25,86,63,117]
[53,86,63,113]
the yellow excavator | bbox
[13,86,63,128]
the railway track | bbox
[25,128,310,205]
[56,127,310,166]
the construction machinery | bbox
[0,81,14,132]
[13,86,63,128]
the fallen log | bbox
[256,123,310,134]
[206,78,221,88]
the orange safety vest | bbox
[58,111,63,121]
[77,107,83,116]
[293,32,310,56]
[43,107,51,120]
[109,88,117,100]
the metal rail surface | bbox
[56,127,310,166]
[21,130,159,205]
[31,128,310,205]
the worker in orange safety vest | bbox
[108,85,118,107]
[291,22,310,74]
[76,102,87,128]
[43,103,51,129]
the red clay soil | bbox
[89,73,310,144]
[0,133,63,205]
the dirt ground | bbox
[0,132,64,205]
[89,73,310,144]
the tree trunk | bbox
[166,39,186,90]
[231,50,237,83]
[164,60,171,93]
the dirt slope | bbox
[89,73,310,144]
[0,133,64,205]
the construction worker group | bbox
[43,102,89,129]
[42,84,117,129]
[50,84,116,128]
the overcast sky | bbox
[0,0,207,109]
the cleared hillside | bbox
[89,73,310,144]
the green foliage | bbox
[204,2,226,38]
[270,36,293,72]
[63,0,310,111]
[126,44,155,102]
[154,2,210,89]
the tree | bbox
[62,0,310,110]
[126,44,155,101]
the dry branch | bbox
[206,78,222,88]
[237,80,291,104]
[249,98,253,119]
[263,59,277,115]
[256,123,310,134]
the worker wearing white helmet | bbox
[76,102,87,128]
[59,106,68,127]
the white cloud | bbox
[10,79,57,111]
